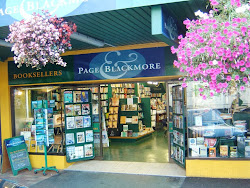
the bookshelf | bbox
[172,85,186,168]
[111,83,135,99]
[64,90,95,162]
[138,83,151,98]
[119,97,144,137]
[100,84,109,114]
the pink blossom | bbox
[199,88,204,92]
[210,0,219,6]
[240,67,246,72]
[182,82,187,88]
[202,95,207,100]
[235,75,240,80]
[240,86,245,91]
[243,77,248,83]
[226,76,232,81]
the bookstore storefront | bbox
[4,46,180,168]
[1,45,250,178]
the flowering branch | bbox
[6,10,77,69]
[171,0,250,99]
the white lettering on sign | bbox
[77,51,161,79]
[1,0,88,18]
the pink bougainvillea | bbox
[171,0,250,98]
[6,10,77,69]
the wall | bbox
[0,61,12,144]
[186,159,250,179]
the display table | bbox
[109,130,154,142]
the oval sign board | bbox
[89,50,146,79]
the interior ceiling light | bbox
[0,39,13,47]
[70,32,105,47]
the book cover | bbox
[83,116,91,127]
[75,146,84,159]
[121,131,127,137]
[35,119,44,129]
[237,136,245,157]
[92,114,99,123]
[77,132,85,143]
[92,103,98,114]
[47,108,53,118]
[73,91,82,103]
[123,125,128,131]
[86,130,94,142]
[127,130,133,137]
[109,107,114,114]
[126,118,132,123]
[199,146,208,157]
[66,146,75,160]
[191,146,200,157]
[81,91,89,102]
[66,117,75,129]
[204,138,217,147]
[37,100,43,108]
[196,137,205,145]
[64,91,73,103]
[43,100,48,108]
[121,105,126,111]
[245,146,250,158]
[195,115,202,126]
[66,133,75,145]
[48,129,55,144]
[113,114,118,121]
[65,105,74,116]
[49,100,56,108]
[35,134,45,143]
[230,146,237,157]
[109,115,113,122]
[75,116,84,128]
[84,144,93,157]
[108,121,113,128]
[112,121,117,128]
[209,147,216,157]
[132,116,138,124]
[120,116,126,124]
[111,98,119,106]
[74,104,82,116]
[32,101,38,109]
[188,138,196,148]
[220,145,228,157]
[114,107,119,114]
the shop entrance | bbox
[101,81,170,163]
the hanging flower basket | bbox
[171,0,250,99]
[6,10,77,69]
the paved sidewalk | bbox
[1,169,250,188]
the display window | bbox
[12,82,169,160]
[186,82,250,159]
[12,85,103,157]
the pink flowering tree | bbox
[171,0,250,99]
[6,10,77,69]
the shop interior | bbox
[12,80,250,167]
[12,81,174,164]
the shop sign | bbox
[8,56,74,85]
[8,48,165,85]
[4,136,32,176]
[0,0,181,27]
[151,5,178,46]
[75,47,166,80]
